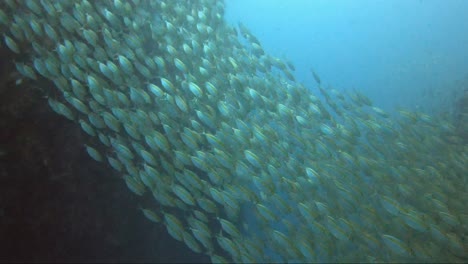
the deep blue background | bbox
[225,0,468,113]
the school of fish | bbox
[1,0,467,262]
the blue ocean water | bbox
[225,1,468,262]
[2,1,466,262]
[225,0,468,114]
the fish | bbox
[171,184,196,206]
[4,33,20,53]
[164,212,184,242]
[4,1,465,263]
[123,175,145,196]
[244,150,261,168]
[310,68,321,84]
[218,218,241,238]
[85,145,102,162]
[140,208,161,223]
[381,234,411,257]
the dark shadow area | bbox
[0,47,209,263]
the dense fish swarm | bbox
[1,0,467,262]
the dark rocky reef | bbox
[0,47,208,263]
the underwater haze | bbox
[225,0,468,113]
[1,0,467,263]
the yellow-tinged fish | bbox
[191,228,213,251]
[188,81,203,98]
[218,218,241,238]
[171,184,196,206]
[183,231,202,253]
[327,216,348,241]
[216,235,239,258]
[123,175,145,196]
[244,150,261,168]
[380,195,403,216]
[256,203,276,222]
[438,211,459,227]
[140,208,161,223]
[85,145,102,162]
[381,234,410,257]
[164,212,184,242]
[401,210,427,232]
